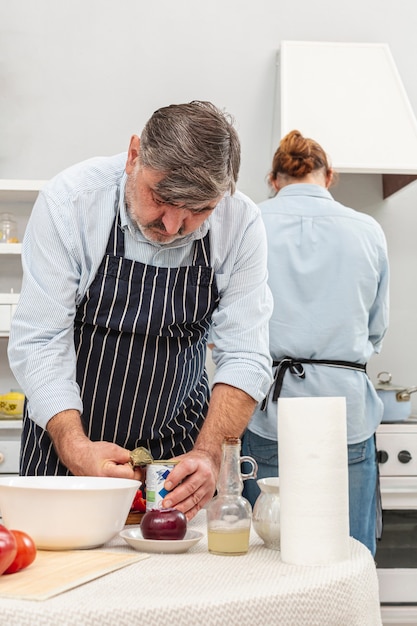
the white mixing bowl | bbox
[0,475,140,550]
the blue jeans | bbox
[241,429,378,556]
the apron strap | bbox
[261,357,367,409]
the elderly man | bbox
[8,100,272,520]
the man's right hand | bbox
[46,409,142,480]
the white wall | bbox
[2,0,417,408]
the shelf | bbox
[0,180,46,192]
[0,244,22,254]
[0,293,19,335]
[0,293,19,305]
[0,419,23,429]
[0,179,46,203]
[0,182,27,474]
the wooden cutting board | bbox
[125,510,144,525]
[0,549,149,601]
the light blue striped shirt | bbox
[248,184,389,444]
[8,153,273,429]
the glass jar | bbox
[252,477,280,550]
[206,436,257,556]
[0,213,18,243]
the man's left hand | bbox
[161,450,217,520]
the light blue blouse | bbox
[8,153,273,429]
[248,184,389,444]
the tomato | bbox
[3,530,37,575]
[0,524,17,575]
[130,488,146,513]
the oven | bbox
[376,417,417,625]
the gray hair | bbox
[139,101,241,208]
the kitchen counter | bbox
[0,511,382,625]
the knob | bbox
[398,450,412,464]
[377,450,389,464]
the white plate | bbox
[119,528,203,554]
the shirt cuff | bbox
[211,362,272,403]
[26,380,83,430]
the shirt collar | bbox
[277,183,333,200]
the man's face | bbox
[125,162,221,245]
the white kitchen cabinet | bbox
[0,180,45,470]
[0,420,23,475]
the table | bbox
[0,511,382,625]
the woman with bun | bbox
[242,130,389,556]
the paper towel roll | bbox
[278,397,350,565]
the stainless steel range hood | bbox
[272,41,417,198]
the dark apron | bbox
[270,357,367,402]
[20,210,219,475]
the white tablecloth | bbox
[0,511,382,626]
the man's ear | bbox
[126,135,140,174]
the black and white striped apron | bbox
[20,210,219,475]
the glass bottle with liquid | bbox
[206,436,257,556]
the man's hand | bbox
[160,383,257,520]
[161,450,217,521]
[47,409,142,481]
